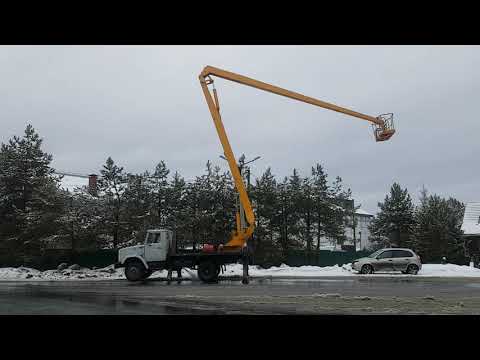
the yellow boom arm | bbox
[199,65,395,250]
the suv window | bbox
[377,250,394,259]
[393,250,413,258]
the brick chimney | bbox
[88,174,98,196]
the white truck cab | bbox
[117,229,175,281]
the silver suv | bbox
[351,248,422,275]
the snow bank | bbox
[180,262,480,278]
[418,264,480,277]
[221,263,353,277]
[1,263,480,281]
[0,265,123,281]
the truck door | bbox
[145,232,169,263]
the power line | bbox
[54,171,89,179]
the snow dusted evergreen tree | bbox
[251,167,282,265]
[368,182,415,248]
[412,189,465,262]
[276,177,290,258]
[285,169,303,249]
[97,157,128,249]
[209,164,236,244]
[183,161,236,246]
[328,176,352,246]
[311,164,331,249]
[0,124,63,255]
[194,161,214,244]
[445,197,465,262]
[299,175,314,253]
[149,161,170,227]
[123,171,152,241]
[165,171,188,242]
[310,165,348,249]
[56,187,103,254]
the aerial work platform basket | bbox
[373,113,395,142]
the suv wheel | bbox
[360,264,374,274]
[406,264,419,275]
[125,261,145,281]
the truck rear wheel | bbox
[125,261,145,281]
[198,261,218,283]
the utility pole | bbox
[350,199,356,253]
[219,153,261,245]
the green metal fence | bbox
[0,250,118,270]
[1,248,371,270]
[285,250,371,267]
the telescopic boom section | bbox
[199,65,395,250]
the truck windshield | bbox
[147,233,161,243]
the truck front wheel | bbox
[125,261,146,281]
[198,261,218,283]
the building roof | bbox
[355,208,373,217]
[462,202,480,236]
[59,175,88,192]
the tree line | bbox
[368,183,466,263]
[0,125,469,266]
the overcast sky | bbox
[0,45,478,214]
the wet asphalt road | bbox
[2,276,480,314]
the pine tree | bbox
[310,164,344,249]
[97,157,128,249]
[165,171,188,243]
[123,171,152,241]
[210,165,236,245]
[300,175,314,253]
[286,169,303,249]
[369,182,415,248]
[56,187,103,255]
[328,176,351,246]
[412,191,465,263]
[182,161,217,248]
[276,177,290,258]
[149,161,170,227]
[445,197,465,262]
[251,167,281,265]
[0,124,63,256]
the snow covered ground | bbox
[1,263,480,281]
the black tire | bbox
[406,264,419,275]
[125,261,145,281]
[360,264,374,275]
[198,261,218,283]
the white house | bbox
[461,202,480,236]
[319,207,375,251]
[347,208,374,250]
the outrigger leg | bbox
[242,246,249,285]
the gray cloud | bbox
[1,45,478,214]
